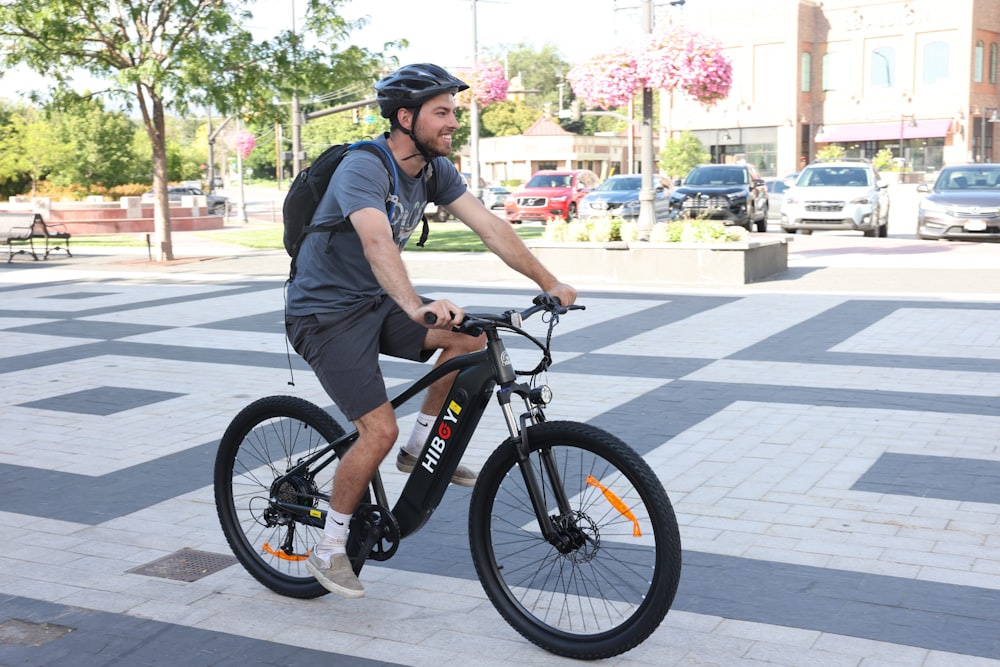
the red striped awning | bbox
[816,119,952,143]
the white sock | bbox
[315,508,352,559]
[403,412,435,456]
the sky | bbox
[0,0,656,100]
[249,0,643,70]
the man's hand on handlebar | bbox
[417,300,464,329]
[544,282,578,309]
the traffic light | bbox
[352,108,359,125]
[570,100,581,122]
[543,102,552,120]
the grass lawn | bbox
[70,222,545,252]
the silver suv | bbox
[780,159,890,237]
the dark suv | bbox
[504,169,601,223]
[668,163,769,232]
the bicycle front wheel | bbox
[214,395,345,599]
[469,421,681,660]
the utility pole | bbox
[469,0,483,200]
[637,0,656,239]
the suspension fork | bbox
[497,388,575,547]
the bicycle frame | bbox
[270,321,543,541]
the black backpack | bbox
[282,139,433,275]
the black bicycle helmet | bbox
[375,63,469,119]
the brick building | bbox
[669,0,1000,177]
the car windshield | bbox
[685,167,746,186]
[527,174,572,188]
[935,167,1000,190]
[596,177,642,192]
[799,166,871,187]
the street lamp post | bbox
[899,114,916,171]
[636,0,656,239]
[980,107,999,163]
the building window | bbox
[923,41,949,84]
[822,52,842,91]
[801,52,811,92]
[974,40,984,83]
[871,47,895,88]
[991,43,998,85]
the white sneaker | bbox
[306,551,365,598]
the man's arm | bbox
[445,191,578,306]
[350,207,463,328]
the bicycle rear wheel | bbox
[469,421,681,660]
[214,395,345,599]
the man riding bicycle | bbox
[284,63,577,598]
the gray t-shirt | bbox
[286,136,466,315]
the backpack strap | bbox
[289,141,399,280]
[416,162,437,247]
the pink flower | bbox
[568,28,732,111]
[456,62,510,107]
[234,130,256,159]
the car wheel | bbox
[781,227,796,234]
[877,222,888,238]
[755,204,768,232]
[567,203,578,220]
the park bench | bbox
[0,212,72,263]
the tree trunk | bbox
[150,97,174,261]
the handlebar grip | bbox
[423,312,437,325]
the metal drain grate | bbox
[0,619,74,647]
[128,548,238,582]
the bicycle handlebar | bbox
[423,293,584,330]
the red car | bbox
[504,169,601,223]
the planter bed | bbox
[528,237,788,285]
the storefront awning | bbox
[815,119,952,143]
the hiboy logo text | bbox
[421,400,462,474]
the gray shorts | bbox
[285,295,432,421]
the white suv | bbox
[780,160,890,237]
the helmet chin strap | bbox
[399,106,435,163]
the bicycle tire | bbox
[468,421,681,659]
[214,395,345,599]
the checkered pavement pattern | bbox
[1,268,999,666]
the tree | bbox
[51,93,137,189]
[0,106,70,196]
[658,131,710,181]
[481,101,540,137]
[0,1,387,260]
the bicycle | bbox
[214,294,682,660]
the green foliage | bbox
[816,144,846,161]
[656,219,747,243]
[481,101,540,137]
[658,131,710,181]
[542,217,639,243]
[872,147,894,171]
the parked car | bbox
[578,174,672,223]
[916,164,1000,241]
[504,169,601,223]
[425,172,490,221]
[143,186,230,216]
[780,159,889,237]
[668,163,769,232]
[764,177,789,220]
[482,185,510,210]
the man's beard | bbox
[413,120,451,159]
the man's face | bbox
[409,92,459,158]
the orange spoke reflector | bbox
[586,475,642,537]
[263,542,310,561]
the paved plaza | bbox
[1,233,999,666]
